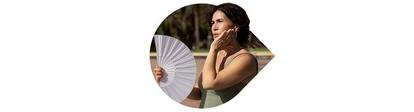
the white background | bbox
[1,0,414,111]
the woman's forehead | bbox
[212,10,228,20]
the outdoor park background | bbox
[149,4,275,108]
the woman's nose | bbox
[212,25,218,31]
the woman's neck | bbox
[220,42,243,56]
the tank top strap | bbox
[224,52,258,74]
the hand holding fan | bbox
[153,35,197,103]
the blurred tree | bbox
[151,4,267,52]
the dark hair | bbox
[207,3,250,47]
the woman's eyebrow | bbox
[213,18,223,21]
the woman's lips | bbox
[213,33,219,38]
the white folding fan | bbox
[153,35,197,103]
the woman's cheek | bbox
[224,24,232,31]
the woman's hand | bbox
[210,27,239,52]
[153,65,164,85]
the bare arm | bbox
[202,28,257,90]
[202,52,256,90]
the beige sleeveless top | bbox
[199,51,258,108]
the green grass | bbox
[191,48,209,53]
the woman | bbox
[153,3,258,108]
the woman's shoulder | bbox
[232,49,256,62]
[224,49,256,66]
[236,49,255,57]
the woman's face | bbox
[211,10,235,39]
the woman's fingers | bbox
[223,29,235,45]
[211,30,228,50]
[153,65,164,84]
[155,75,162,80]
[216,29,230,43]
[154,66,163,72]
[221,30,231,41]
[231,28,237,41]
[154,69,164,76]
[212,27,239,50]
